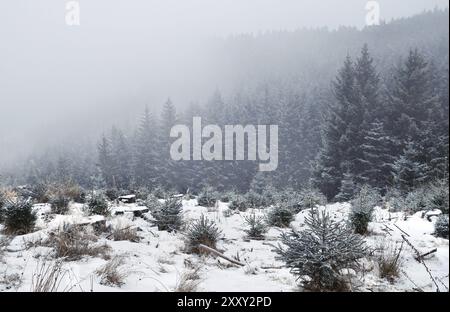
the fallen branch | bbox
[415,249,438,261]
[394,224,410,237]
[261,266,284,270]
[401,235,440,292]
[198,244,245,267]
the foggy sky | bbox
[0,0,448,170]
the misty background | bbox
[0,0,449,173]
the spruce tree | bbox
[276,210,367,291]
[98,135,114,188]
[158,99,179,190]
[360,119,395,192]
[314,56,356,199]
[393,141,427,191]
[335,170,355,202]
[134,107,158,188]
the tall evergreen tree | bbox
[98,135,114,188]
[158,98,179,190]
[393,140,427,192]
[134,106,158,188]
[360,119,395,192]
[314,55,357,199]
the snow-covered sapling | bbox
[49,192,71,215]
[197,187,219,207]
[135,187,150,200]
[186,214,221,253]
[267,204,295,228]
[229,195,248,212]
[104,188,119,201]
[350,185,381,235]
[298,188,327,212]
[276,210,367,291]
[274,188,302,209]
[220,191,236,203]
[87,192,110,216]
[145,194,162,212]
[3,197,37,235]
[404,187,429,214]
[243,213,268,240]
[151,197,183,232]
[434,214,449,239]
[384,188,405,212]
[30,182,50,203]
[244,191,265,209]
[427,180,449,214]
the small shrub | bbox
[244,191,265,208]
[298,188,327,212]
[151,186,168,199]
[243,213,267,240]
[49,193,71,215]
[46,224,110,261]
[87,192,110,216]
[229,195,248,212]
[105,188,120,201]
[260,185,279,207]
[274,188,302,206]
[72,188,87,204]
[197,187,219,207]
[385,188,405,212]
[61,183,85,203]
[377,242,403,283]
[111,227,140,242]
[186,214,221,254]
[96,256,127,287]
[276,210,367,291]
[267,204,295,228]
[3,197,37,235]
[350,185,381,235]
[220,191,236,203]
[135,187,150,200]
[434,214,449,239]
[404,187,428,213]
[427,180,449,214]
[145,194,162,211]
[30,183,50,203]
[151,198,183,232]
[273,188,306,213]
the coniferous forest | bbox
[3,10,447,199]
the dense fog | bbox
[0,0,448,173]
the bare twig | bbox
[198,244,245,267]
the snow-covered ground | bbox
[0,199,448,292]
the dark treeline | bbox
[2,10,448,201]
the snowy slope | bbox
[0,200,448,292]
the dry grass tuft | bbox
[377,241,404,283]
[175,262,202,292]
[46,225,110,261]
[95,256,127,287]
[110,226,140,242]
[31,260,68,292]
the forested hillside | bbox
[1,9,448,200]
